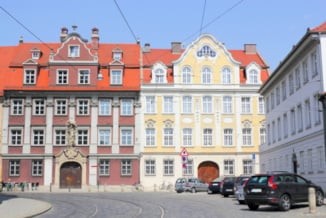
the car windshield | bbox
[176,178,185,183]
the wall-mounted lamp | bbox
[97,71,103,80]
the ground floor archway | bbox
[198,161,219,183]
[60,161,82,188]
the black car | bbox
[207,178,221,194]
[220,176,236,197]
[244,172,324,211]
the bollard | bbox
[308,187,316,214]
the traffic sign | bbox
[180,147,189,157]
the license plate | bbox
[212,184,218,186]
[226,189,232,192]
[251,188,262,193]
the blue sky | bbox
[1,0,325,71]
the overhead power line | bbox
[199,0,207,36]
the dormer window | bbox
[113,52,122,61]
[69,45,80,57]
[197,45,216,58]
[24,69,36,84]
[151,63,167,84]
[31,49,41,59]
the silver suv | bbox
[175,177,208,193]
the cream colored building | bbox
[139,34,269,190]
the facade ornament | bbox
[67,120,77,147]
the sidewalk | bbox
[0,196,51,218]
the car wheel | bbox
[191,187,196,193]
[279,194,291,211]
[223,194,229,197]
[247,202,259,210]
[316,190,324,206]
[238,200,245,204]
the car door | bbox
[293,175,309,202]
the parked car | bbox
[175,177,208,193]
[234,176,250,204]
[207,178,221,194]
[220,176,236,197]
[244,172,324,211]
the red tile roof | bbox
[310,21,326,32]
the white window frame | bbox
[243,159,253,175]
[120,99,133,116]
[77,99,90,115]
[145,128,155,147]
[182,96,192,114]
[223,128,233,146]
[163,159,174,176]
[32,128,45,146]
[99,159,110,176]
[68,45,80,57]
[32,160,43,176]
[201,67,212,84]
[182,66,192,84]
[224,159,234,175]
[78,69,90,84]
[11,99,24,115]
[33,99,45,115]
[99,98,112,116]
[9,160,20,176]
[56,69,68,84]
[203,128,213,146]
[55,99,67,115]
[121,160,132,176]
[223,96,232,113]
[145,96,155,113]
[98,128,111,146]
[110,69,122,85]
[145,159,156,176]
[203,96,212,113]
[258,97,265,114]
[248,69,258,84]
[77,129,89,145]
[222,67,231,84]
[54,128,66,145]
[24,69,36,84]
[10,128,23,145]
[241,97,251,114]
[163,128,174,146]
[120,128,133,145]
[163,96,173,113]
[182,128,192,146]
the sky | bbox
[0,0,325,72]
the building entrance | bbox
[60,162,82,188]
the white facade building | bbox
[259,22,326,191]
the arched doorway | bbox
[198,161,219,183]
[60,162,82,188]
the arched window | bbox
[182,66,192,84]
[202,67,212,84]
[248,69,258,84]
[197,45,216,57]
[154,68,164,83]
[222,67,231,84]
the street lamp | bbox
[292,150,297,174]
[318,93,326,163]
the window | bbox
[202,67,212,84]
[121,99,133,115]
[55,129,66,145]
[272,121,276,142]
[314,94,321,125]
[241,97,251,113]
[145,96,155,113]
[77,99,89,115]
[33,99,45,115]
[277,117,282,141]
[24,69,36,84]
[146,128,155,146]
[289,73,294,95]
[299,151,305,172]
[77,129,88,145]
[317,146,324,170]
[154,68,165,83]
[248,69,258,84]
[297,104,303,132]
[302,59,309,84]
[224,159,234,175]
[223,96,232,113]
[243,160,253,175]
[223,129,233,146]
[182,67,192,84]
[163,128,174,146]
[99,98,111,115]
[258,97,265,114]
[99,129,111,145]
[266,96,270,113]
[242,128,252,146]
[10,129,22,145]
[260,127,266,145]
[9,160,20,176]
[55,99,67,115]
[99,160,110,175]
[307,149,313,172]
[267,124,271,144]
[145,159,156,175]
[304,99,311,129]
[197,45,216,57]
[311,50,318,77]
[203,128,213,146]
[163,159,174,175]
[281,80,287,101]
[290,108,296,135]
[33,129,44,145]
[163,96,173,113]
[121,160,132,176]
[283,113,288,138]
[295,67,301,90]
[121,128,133,145]
[183,159,193,176]
[270,92,275,110]
[182,96,192,113]
[57,70,68,84]
[78,70,90,84]
[11,99,23,115]
[110,70,122,85]
[32,160,43,176]
[69,45,80,57]
[276,86,280,105]
[222,67,231,84]
[183,128,192,146]
[113,52,122,60]
[203,96,212,113]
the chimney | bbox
[171,42,182,54]
[19,36,24,44]
[244,44,256,54]
[60,27,68,42]
[143,43,151,52]
[91,27,99,50]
